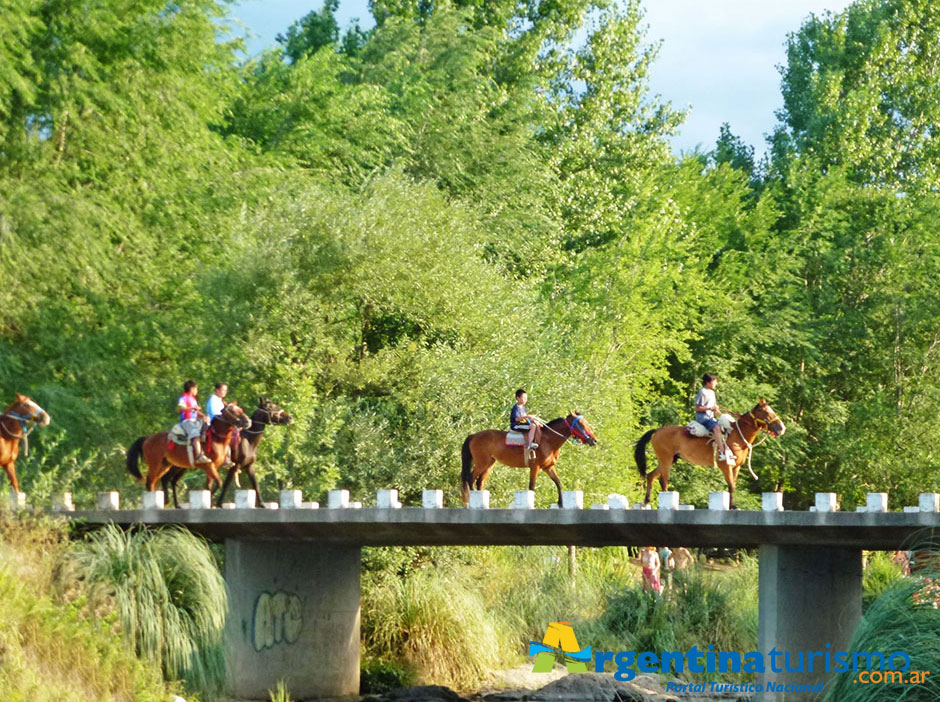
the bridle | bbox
[536,415,595,444]
[1,400,49,455]
[733,405,782,480]
[243,404,288,435]
[208,404,248,439]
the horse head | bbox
[257,396,292,426]
[8,393,51,427]
[566,411,598,446]
[219,402,252,430]
[752,399,785,438]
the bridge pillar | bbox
[758,545,861,701]
[224,540,361,699]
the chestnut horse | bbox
[461,413,598,506]
[162,397,292,508]
[126,402,251,497]
[634,399,785,509]
[0,394,51,493]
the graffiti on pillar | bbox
[252,591,303,651]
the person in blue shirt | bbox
[206,382,228,423]
[510,388,540,451]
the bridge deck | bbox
[68,508,940,549]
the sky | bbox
[229,0,855,157]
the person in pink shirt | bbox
[177,380,210,464]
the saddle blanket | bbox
[685,414,734,438]
[505,431,527,446]
[167,419,207,447]
[168,423,190,446]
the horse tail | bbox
[635,429,656,478]
[460,435,474,503]
[127,436,145,481]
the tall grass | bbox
[0,509,172,702]
[58,525,227,698]
[862,550,904,609]
[824,560,940,701]
[361,545,758,688]
[364,568,517,690]
[596,557,759,680]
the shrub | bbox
[58,525,227,698]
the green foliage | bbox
[277,0,341,62]
[3,0,940,518]
[360,658,418,694]
[599,559,758,681]
[0,512,174,702]
[863,551,905,609]
[58,525,227,698]
[363,566,517,689]
[825,561,940,701]
[269,680,294,702]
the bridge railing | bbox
[10,486,940,514]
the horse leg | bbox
[528,465,539,491]
[645,458,673,505]
[645,440,676,504]
[216,463,238,507]
[246,465,265,508]
[171,469,184,509]
[2,461,19,494]
[161,468,172,506]
[474,457,495,490]
[205,465,222,495]
[718,462,736,509]
[145,451,173,493]
[542,464,563,506]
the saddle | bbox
[167,419,207,447]
[505,431,527,446]
[685,414,734,439]
[168,423,190,446]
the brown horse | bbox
[126,402,251,497]
[461,413,598,506]
[162,397,292,508]
[634,399,786,509]
[0,394,51,493]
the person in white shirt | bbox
[695,373,734,465]
[206,382,228,423]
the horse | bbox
[162,397,292,508]
[126,402,251,500]
[461,412,598,506]
[0,394,51,493]
[634,399,786,509]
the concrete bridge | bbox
[59,488,940,701]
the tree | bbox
[277,0,341,62]
[773,0,940,191]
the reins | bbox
[733,412,771,481]
[242,406,284,436]
[0,411,40,456]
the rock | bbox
[524,673,677,702]
[382,685,467,702]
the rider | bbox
[695,373,734,465]
[206,382,228,422]
[177,380,211,464]
[510,388,541,451]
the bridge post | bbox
[223,539,361,699]
[758,545,862,701]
